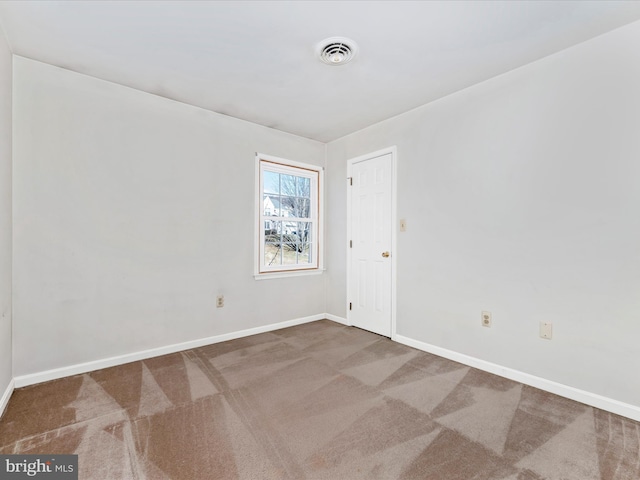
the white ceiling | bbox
[1,1,640,142]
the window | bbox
[256,154,323,277]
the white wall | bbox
[13,57,325,377]
[326,21,640,409]
[0,24,12,409]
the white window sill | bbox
[254,268,325,281]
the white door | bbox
[348,152,394,337]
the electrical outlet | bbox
[481,311,492,327]
[540,321,552,339]
[216,295,224,308]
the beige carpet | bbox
[1,320,639,479]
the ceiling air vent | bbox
[317,37,358,66]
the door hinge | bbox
[349,302,352,311]
[348,177,352,186]
[349,240,352,248]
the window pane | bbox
[264,220,277,236]
[279,197,294,218]
[265,224,282,267]
[263,170,279,195]
[298,222,311,265]
[265,225,281,241]
[281,174,296,196]
[280,197,309,218]
[280,230,298,265]
[281,221,296,235]
[296,198,310,218]
[264,242,281,266]
[297,177,310,197]
[299,242,312,264]
[263,194,280,217]
[296,222,311,244]
[281,242,298,265]
[277,195,287,217]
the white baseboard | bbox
[395,334,640,422]
[325,314,349,326]
[14,314,325,388]
[0,378,15,418]
[13,316,638,422]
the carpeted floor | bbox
[1,320,639,479]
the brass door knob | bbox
[382,251,390,258]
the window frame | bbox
[255,153,324,279]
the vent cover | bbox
[317,37,358,66]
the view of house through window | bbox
[257,156,321,275]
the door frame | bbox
[346,146,397,340]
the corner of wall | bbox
[0,18,13,419]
